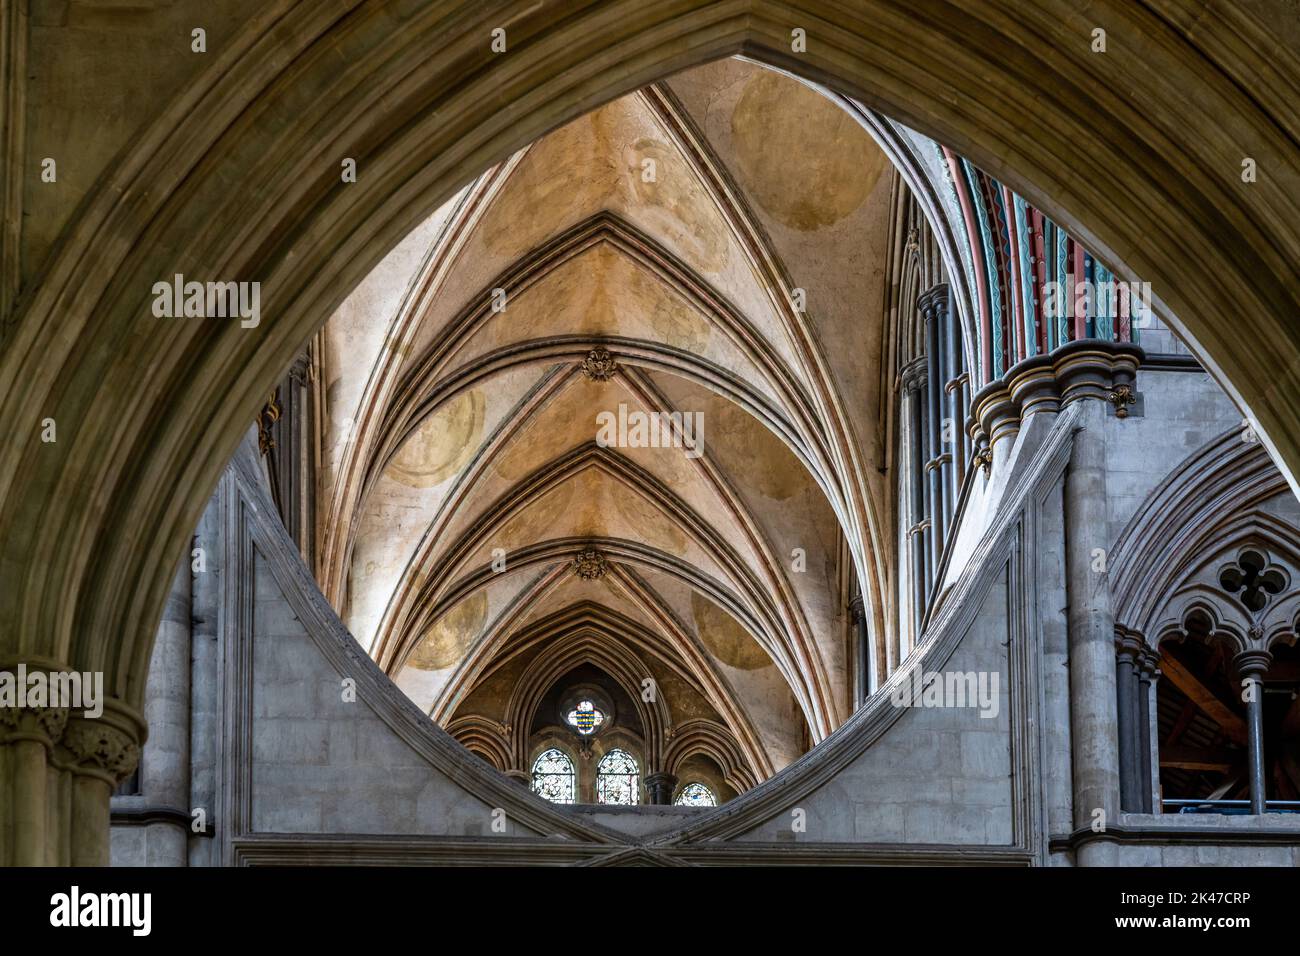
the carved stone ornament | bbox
[61,719,141,783]
[1108,383,1137,418]
[581,347,619,382]
[257,389,282,455]
[0,703,70,746]
[573,548,610,580]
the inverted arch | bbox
[3,0,1298,730]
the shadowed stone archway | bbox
[3,0,1300,864]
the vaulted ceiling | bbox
[311,58,899,781]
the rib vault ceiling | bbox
[311,58,897,780]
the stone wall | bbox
[110,384,1300,865]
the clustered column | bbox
[915,282,977,606]
[913,284,973,621]
[901,359,929,640]
[849,595,872,703]
[260,348,316,564]
[1113,629,1158,813]
[0,689,141,865]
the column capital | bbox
[916,283,952,322]
[57,713,142,786]
[1232,648,1273,679]
[644,771,678,805]
[847,595,865,623]
[0,658,96,751]
[1114,630,1145,664]
[0,703,70,749]
[900,356,928,394]
[1138,646,1162,681]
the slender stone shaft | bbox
[1064,400,1121,864]
[1234,651,1272,815]
[1138,654,1157,813]
[1115,643,1139,811]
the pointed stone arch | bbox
[5,0,1300,865]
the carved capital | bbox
[0,704,70,748]
[1138,644,1162,681]
[899,357,928,395]
[916,283,951,323]
[847,595,865,623]
[1114,629,1146,664]
[60,718,141,785]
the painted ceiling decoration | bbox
[944,149,1142,383]
[305,56,1151,800]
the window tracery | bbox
[673,782,717,806]
[531,748,576,804]
[596,748,640,805]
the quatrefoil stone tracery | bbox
[1217,549,1287,614]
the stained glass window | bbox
[531,748,576,804]
[596,748,640,805]
[674,782,717,807]
[564,699,607,736]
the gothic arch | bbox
[1107,426,1289,629]
[499,631,673,772]
[3,1,1299,812]
[1145,527,1300,657]
[432,600,773,779]
[445,715,513,772]
[664,717,759,793]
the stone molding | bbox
[968,339,1144,456]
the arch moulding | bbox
[3,0,1300,745]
